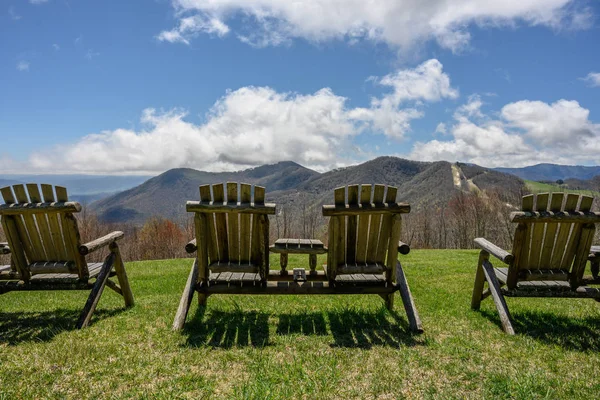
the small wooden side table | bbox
[270,239,327,276]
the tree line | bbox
[0,188,598,264]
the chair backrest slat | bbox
[250,185,266,267]
[199,185,218,262]
[212,183,229,262]
[355,185,372,263]
[239,183,252,263]
[527,192,548,268]
[13,184,47,261]
[374,186,397,263]
[26,183,58,261]
[40,184,69,260]
[538,193,564,268]
[226,182,240,263]
[366,184,385,262]
[346,185,359,264]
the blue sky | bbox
[1,0,599,174]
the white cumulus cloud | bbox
[348,59,458,138]
[159,0,591,52]
[408,96,600,167]
[25,59,455,174]
[582,72,600,87]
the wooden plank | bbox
[1,216,30,280]
[250,213,263,272]
[186,202,276,214]
[527,193,548,269]
[510,212,600,224]
[395,261,423,332]
[62,213,88,279]
[337,263,386,274]
[0,202,81,216]
[26,184,58,261]
[199,184,218,263]
[517,194,534,274]
[219,271,232,282]
[375,186,397,264]
[385,214,402,283]
[212,184,228,261]
[254,186,265,205]
[76,253,114,329]
[367,185,385,262]
[55,186,82,270]
[199,185,211,204]
[239,183,252,263]
[110,242,134,307]
[333,187,345,267]
[226,183,240,262]
[208,262,258,273]
[13,184,46,261]
[40,184,69,261]
[540,193,564,269]
[482,260,515,334]
[579,196,593,212]
[173,259,200,330]
[229,272,244,282]
[560,194,583,270]
[346,185,358,264]
[195,214,209,284]
[571,223,595,286]
[355,185,371,263]
[550,194,578,268]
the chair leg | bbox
[481,260,515,335]
[395,261,423,333]
[110,242,134,307]
[173,259,200,331]
[471,250,487,310]
[384,293,394,311]
[77,252,114,329]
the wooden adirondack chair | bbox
[323,184,422,333]
[471,192,600,334]
[173,182,274,330]
[0,184,134,328]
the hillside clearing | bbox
[525,180,600,198]
[1,251,600,399]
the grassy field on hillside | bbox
[1,251,600,399]
[525,180,600,198]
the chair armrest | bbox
[398,241,410,255]
[185,238,197,254]
[474,238,513,264]
[0,242,10,255]
[79,231,124,255]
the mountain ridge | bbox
[91,157,525,224]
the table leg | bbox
[280,253,288,275]
[309,254,317,275]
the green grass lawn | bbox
[1,250,600,399]
[525,180,600,198]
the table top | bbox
[270,238,328,254]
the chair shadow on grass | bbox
[0,308,124,345]
[480,309,600,351]
[184,306,271,348]
[275,307,424,349]
[326,307,425,348]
